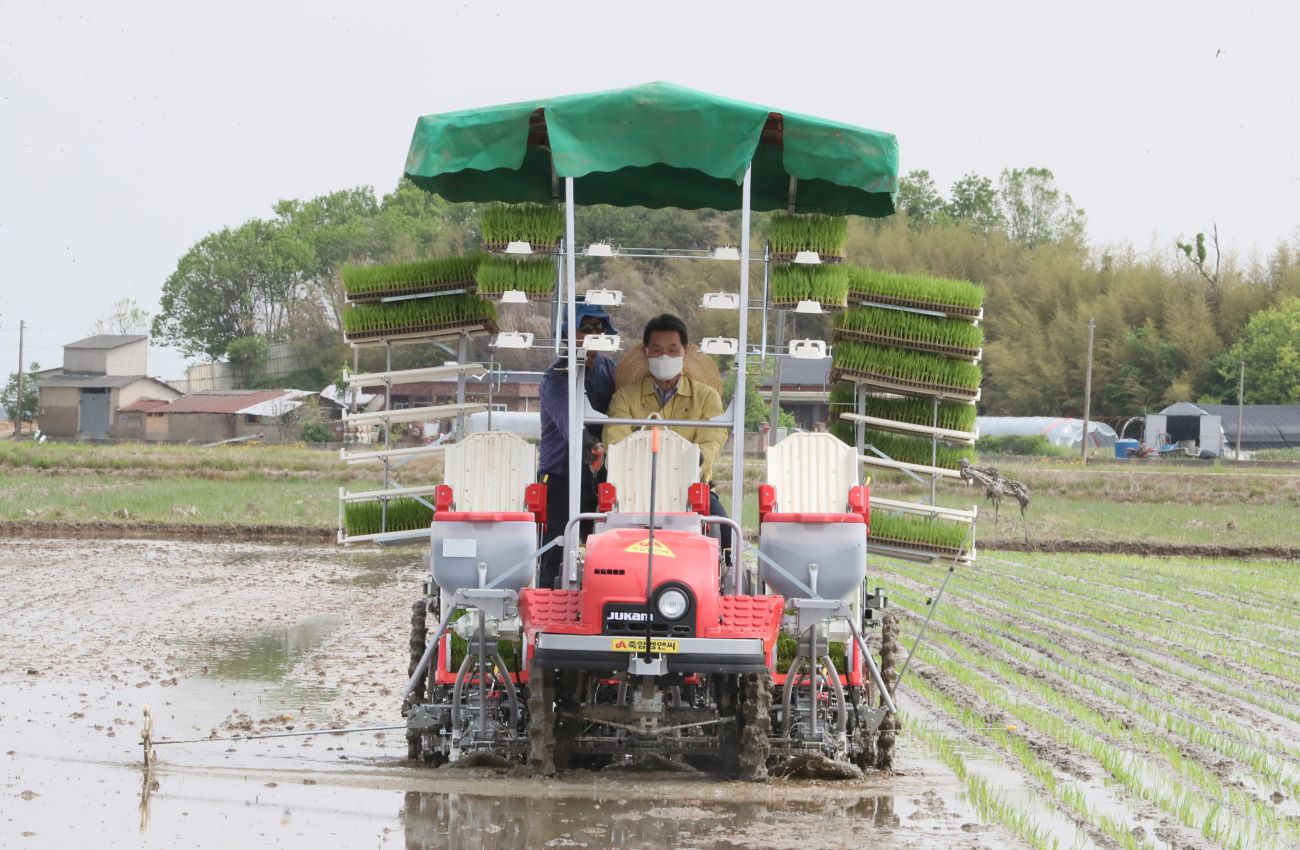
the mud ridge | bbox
[0,519,335,544]
[981,538,1300,559]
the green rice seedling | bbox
[768,212,848,257]
[863,428,975,469]
[834,306,983,354]
[480,203,564,249]
[870,512,971,551]
[342,295,498,339]
[770,265,849,308]
[863,395,978,432]
[344,498,433,536]
[475,256,557,297]
[342,256,482,300]
[832,340,982,392]
[847,267,985,313]
[829,384,978,443]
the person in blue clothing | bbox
[537,302,617,589]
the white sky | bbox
[2,0,1296,380]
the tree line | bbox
[146,171,1300,415]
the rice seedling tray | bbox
[344,318,499,344]
[847,291,984,320]
[475,255,557,299]
[831,366,981,402]
[770,251,845,264]
[484,241,562,255]
[868,535,970,559]
[768,297,846,312]
[342,256,483,303]
[344,279,478,304]
[831,327,982,360]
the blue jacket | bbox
[538,353,616,477]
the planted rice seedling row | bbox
[887,566,1300,776]
[832,340,983,396]
[769,265,849,309]
[343,498,433,537]
[474,255,556,298]
[847,267,985,316]
[834,306,984,358]
[864,428,975,470]
[905,627,1279,850]
[480,203,565,251]
[919,556,1300,726]
[342,295,499,342]
[907,598,1283,832]
[767,212,848,259]
[342,256,482,301]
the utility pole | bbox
[1081,317,1095,465]
[15,320,24,438]
[1236,361,1245,462]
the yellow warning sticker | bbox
[611,638,680,654]
[624,538,675,558]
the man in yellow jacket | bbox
[603,313,732,554]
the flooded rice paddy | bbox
[1,539,1016,849]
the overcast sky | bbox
[2,0,1296,381]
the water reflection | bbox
[400,787,899,850]
[203,614,341,680]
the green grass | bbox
[0,440,340,474]
[480,203,564,247]
[767,212,848,257]
[833,340,983,391]
[0,471,336,527]
[1253,448,1300,461]
[343,498,433,536]
[769,265,849,308]
[834,306,983,352]
[869,511,972,551]
[474,255,557,296]
[976,435,1072,457]
[847,267,985,311]
[863,428,976,469]
[341,294,497,338]
[342,256,481,300]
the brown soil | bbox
[6,518,1295,561]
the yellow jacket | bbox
[603,376,727,482]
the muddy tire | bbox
[714,674,741,777]
[406,597,429,760]
[875,612,899,771]
[737,672,772,781]
[527,660,557,775]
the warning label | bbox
[611,638,680,654]
[624,538,675,558]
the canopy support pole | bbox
[729,165,752,589]
[564,177,581,588]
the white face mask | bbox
[647,354,684,382]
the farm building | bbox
[1153,402,1300,456]
[154,389,322,443]
[35,335,181,439]
[759,356,831,431]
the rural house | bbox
[153,389,321,443]
[35,335,181,439]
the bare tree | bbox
[90,298,151,336]
[1176,223,1223,311]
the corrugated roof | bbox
[65,334,147,350]
[1160,402,1300,449]
[36,373,172,390]
[117,399,170,413]
[162,390,293,415]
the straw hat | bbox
[614,343,723,393]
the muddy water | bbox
[0,540,1019,849]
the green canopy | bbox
[404,82,898,217]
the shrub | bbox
[976,434,1070,457]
